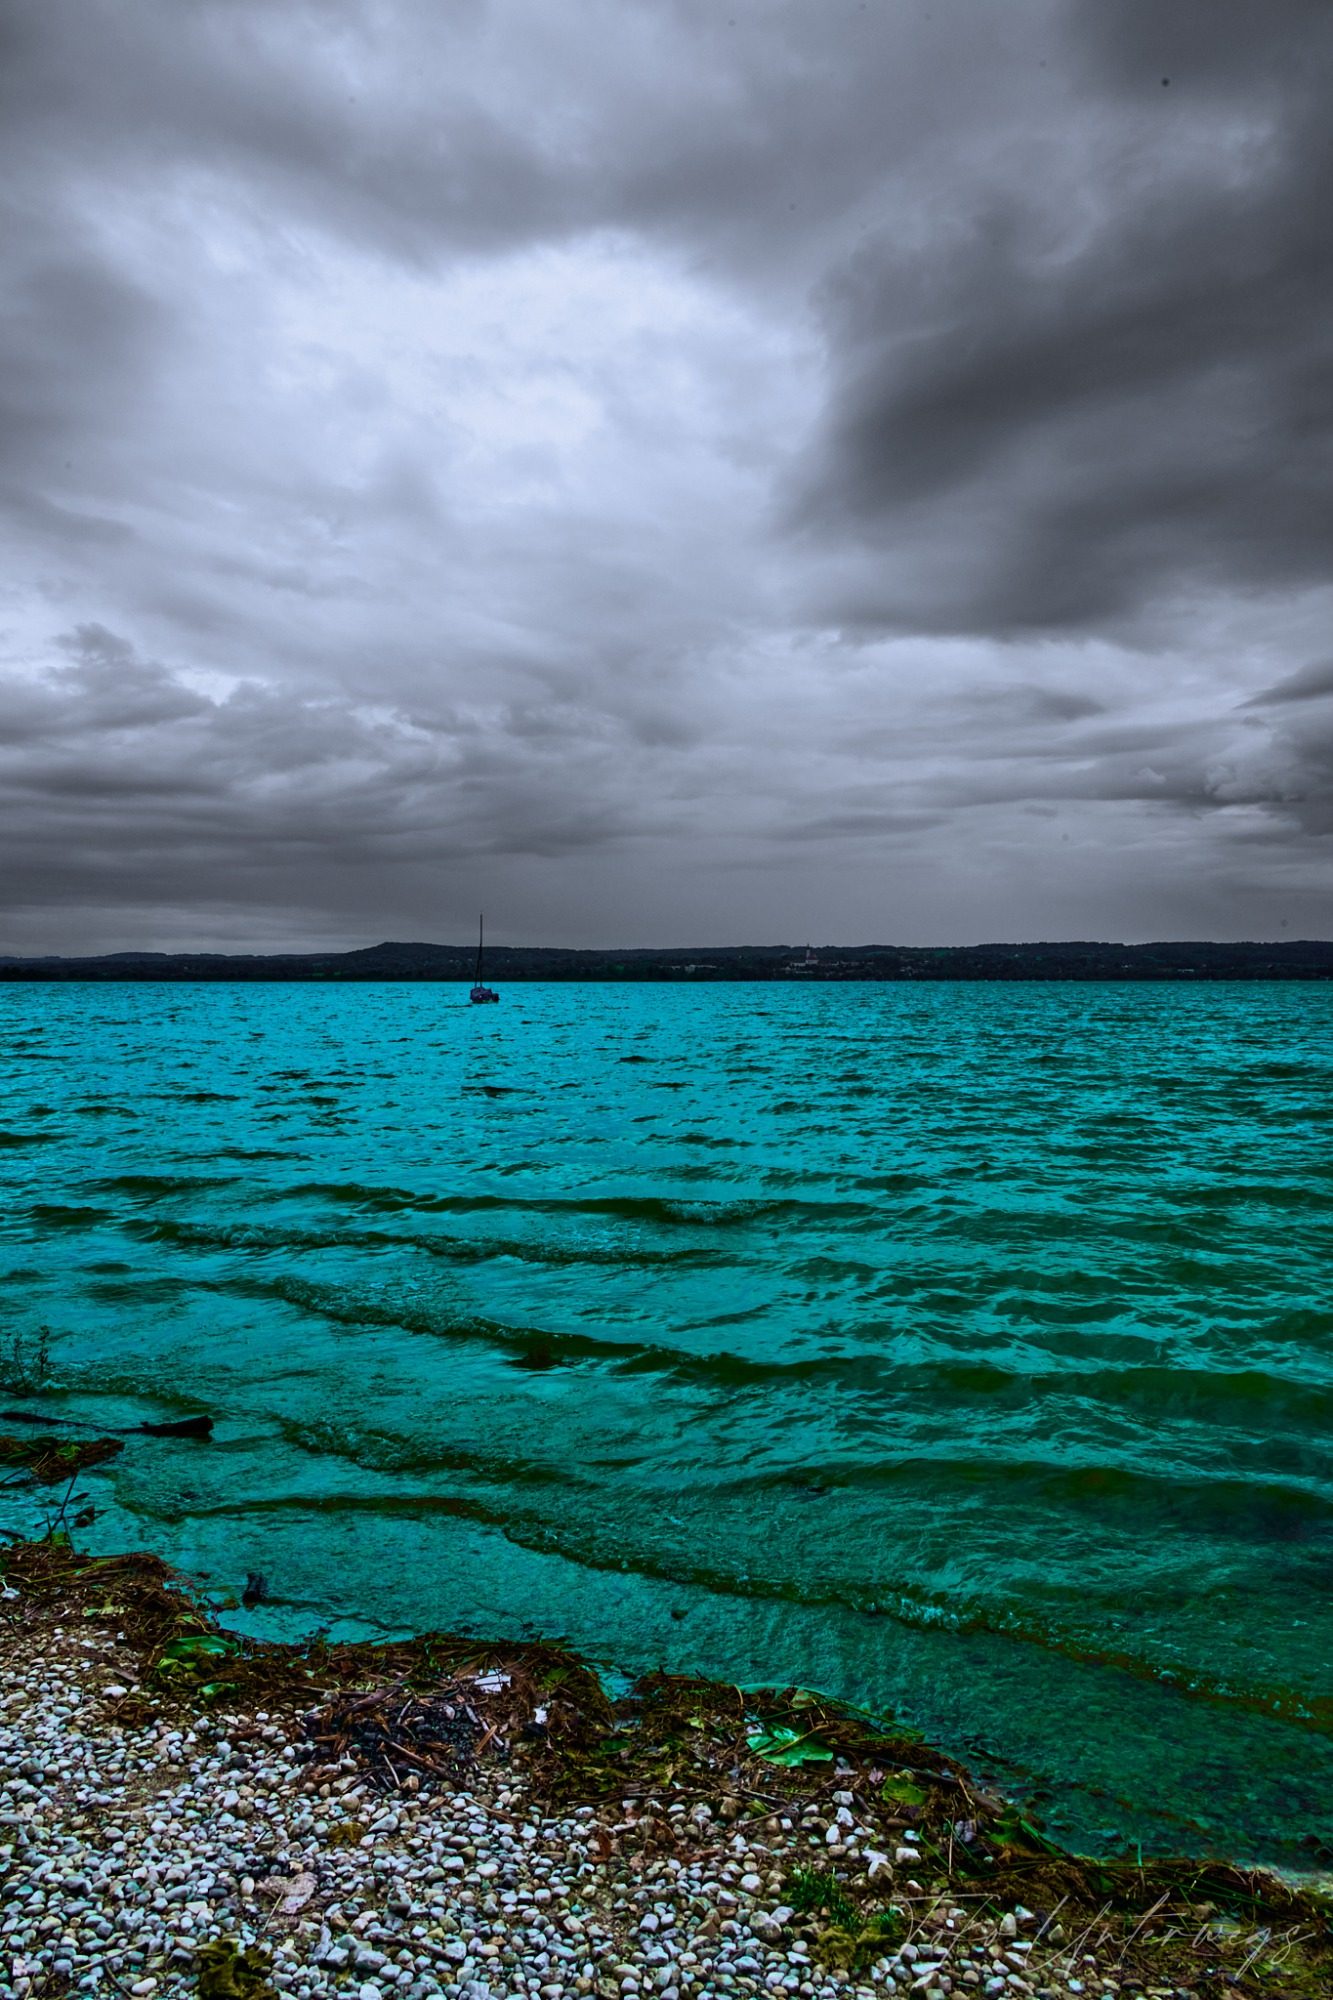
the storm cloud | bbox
[0,0,1328,950]
[796,1,1333,633]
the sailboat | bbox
[469,914,500,1003]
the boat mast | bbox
[474,914,484,986]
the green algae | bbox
[195,1939,274,2000]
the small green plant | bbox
[789,1870,908,1973]
[880,1772,928,1807]
[154,1631,241,1689]
[787,1865,857,1929]
[747,1719,835,1765]
[872,1904,906,1946]
[0,1323,54,1396]
[989,1805,1063,1855]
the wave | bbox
[1172,1180,1333,1214]
[225,1273,667,1370]
[28,1203,113,1229]
[284,1181,878,1228]
[0,1130,58,1147]
[221,1272,927,1381]
[276,1407,1330,1558]
[93,1174,243,1200]
[216,1147,306,1162]
[85,1275,192,1305]
[23,1369,219,1424]
[724,1453,1333,1542]
[165,1479,1333,1732]
[275,1415,580,1489]
[42,1180,1333,1446]
[681,1356,1333,1431]
[118,1213,728,1270]
[193,1269,1333,1448]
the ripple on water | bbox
[1,977,1331,1865]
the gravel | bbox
[0,1607,1234,2000]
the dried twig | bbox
[1033,1894,1070,1942]
[1061,1900,1113,1977]
[1115,1888,1172,1970]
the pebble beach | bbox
[3,1545,1329,2000]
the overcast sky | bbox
[2,0,1330,952]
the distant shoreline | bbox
[3,939,1333,981]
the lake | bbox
[2,978,1331,1869]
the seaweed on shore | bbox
[489,1668,1333,1986]
[304,1680,486,1787]
[0,1538,615,1744]
[0,1432,123,1483]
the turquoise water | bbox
[2,979,1331,1867]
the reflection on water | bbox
[1,979,1331,1867]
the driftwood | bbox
[1,1409,214,1439]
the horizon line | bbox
[3,935,1332,962]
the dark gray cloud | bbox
[1082,0,1331,92]
[1246,660,1333,707]
[794,1,1333,637]
[0,0,1327,951]
[1235,653,1333,838]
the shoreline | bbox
[2,1542,1329,2000]
[4,940,1333,983]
